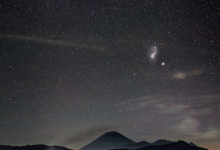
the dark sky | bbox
[0,0,220,150]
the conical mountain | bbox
[80,131,135,150]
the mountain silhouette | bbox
[113,141,207,150]
[190,142,199,147]
[80,131,208,150]
[152,139,174,145]
[80,131,135,150]
[138,141,207,150]
[0,144,72,150]
[0,132,208,150]
[0,145,12,150]
[123,141,150,149]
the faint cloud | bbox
[191,94,220,109]
[198,95,220,100]
[190,108,212,117]
[172,69,204,79]
[0,34,107,51]
[174,117,220,140]
[175,117,199,134]
[155,103,189,115]
[119,95,159,111]
[173,72,187,79]
[122,95,189,114]
[129,96,156,103]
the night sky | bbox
[0,0,220,150]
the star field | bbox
[0,1,220,150]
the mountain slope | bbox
[80,131,135,150]
[190,142,199,147]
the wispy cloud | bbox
[120,95,189,114]
[155,103,189,115]
[116,95,159,111]
[198,95,220,100]
[0,34,107,51]
[173,117,220,140]
[172,69,204,79]
[120,94,219,117]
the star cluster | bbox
[0,1,220,150]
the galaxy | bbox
[149,45,158,60]
[0,1,220,150]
